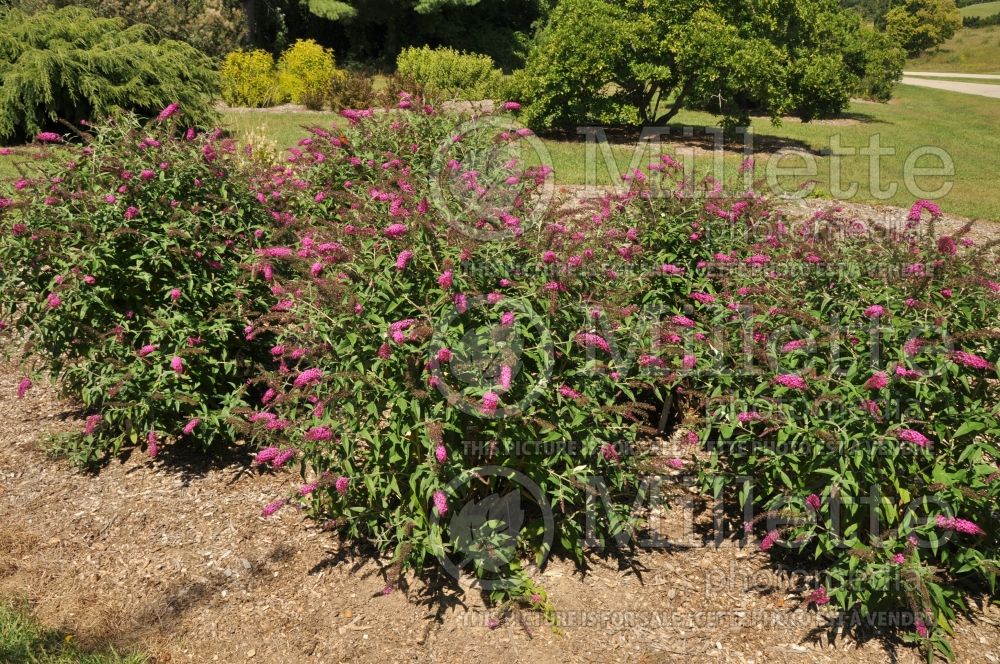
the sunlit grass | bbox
[0,603,146,664]
[4,83,996,222]
[904,74,1000,83]
[220,85,1000,220]
[222,109,345,149]
[960,1,1000,18]
[458,86,1000,220]
[908,26,1000,73]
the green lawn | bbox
[517,85,1000,220]
[222,109,344,150]
[907,26,1000,73]
[904,74,1000,83]
[227,85,999,221]
[221,85,1000,221]
[0,147,48,180]
[960,0,1000,18]
[3,83,997,222]
[0,603,146,664]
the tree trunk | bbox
[384,18,399,65]
[653,79,693,126]
[243,0,258,45]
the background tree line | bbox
[0,0,965,66]
[1,0,548,68]
[0,0,972,136]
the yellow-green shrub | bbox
[395,46,506,101]
[277,39,345,109]
[220,49,279,108]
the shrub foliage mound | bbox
[276,38,346,110]
[0,100,997,658]
[611,180,1000,660]
[220,49,281,109]
[0,107,273,464]
[0,7,217,143]
[242,105,660,597]
[237,106,997,657]
[75,0,247,59]
[517,0,905,129]
[221,40,347,110]
[396,46,509,102]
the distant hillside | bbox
[961,0,1000,17]
[908,24,1000,72]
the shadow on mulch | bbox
[61,431,257,487]
[63,543,301,653]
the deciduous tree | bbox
[883,0,962,55]
[519,0,904,130]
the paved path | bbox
[903,71,1000,80]
[900,76,1000,99]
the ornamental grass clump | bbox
[0,108,275,464]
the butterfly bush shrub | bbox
[0,109,274,464]
[609,173,1000,660]
[0,92,994,658]
[241,103,688,597]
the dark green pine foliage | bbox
[0,6,217,142]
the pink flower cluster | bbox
[559,384,582,399]
[807,586,830,607]
[862,305,885,319]
[293,368,323,388]
[760,529,781,551]
[432,490,448,516]
[253,446,284,466]
[907,199,941,223]
[481,391,500,416]
[781,339,807,353]
[935,515,984,535]
[16,378,32,399]
[951,351,994,371]
[864,372,888,390]
[305,426,333,441]
[896,429,931,448]
[773,374,808,390]
[335,476,350,495]
[156,102,180,122]
[261,498,287,517]
[574,333,611,353]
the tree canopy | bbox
[305,0,480,21]
[243,0,547,68]
[518,0,905,131]
[883,0,962,55]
